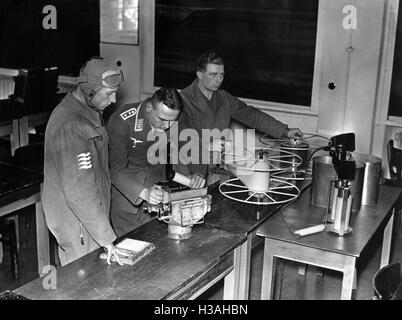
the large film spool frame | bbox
[259,133,330,182]
[219,147,301,205]
[259,133,331,149]
[219,177,300,205]
[223,146,303,172]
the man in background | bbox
[179,52,303,181]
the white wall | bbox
[317,0,386,154]
[100,43,141,106]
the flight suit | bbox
[42,92,116,266]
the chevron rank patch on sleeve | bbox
[120,108,137,120]
[77,152,92,170]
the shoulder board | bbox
[120,107,137,120]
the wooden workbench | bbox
[14,219,245,300]
[0,162,49,276]
[257,184,401,300]
[204,176,309,299]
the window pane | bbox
[155,0,318,106]
[100,0,138,45]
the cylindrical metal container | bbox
[352,153,382,206]
[280,141,309,170]
[310,156,337,208]
[327,185,353,236]
[351,161,365,212]
[310,155,365,212]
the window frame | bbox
[140,0,330,116]
[100,0,140,45]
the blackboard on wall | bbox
[0,0,99,76]
[155,0,318,107]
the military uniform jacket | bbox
[107,101,166,218]
[42,92,116,255]
[179,79,289,176]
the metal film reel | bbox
[219,177,300,205]
[223,146,303,173]
[259,133,331,149]
[258,133,331,181]
[219,147,301,205]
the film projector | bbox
[143,167,212,241]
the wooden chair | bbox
[372,262,401,300]
[11,67,59,118]
[10,142,44,249]
[9,67,58,154]
[0,142,43,278]
[6,142,60,268]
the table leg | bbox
[36,200,50,277]
[237,234,251,300]
[223,235,251,300]
[11,215,19,250]
[261,238,275,300]
[18,117,29,148]
[380,208,395,268]
[224,244,242,299]
[10,119,19,156]
[341,256,356,300]
[223,269,235,299]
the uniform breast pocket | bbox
[90,134,104,149]
[89,134,108,165]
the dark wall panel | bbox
[0,0,99,76]
[389,6,402,117]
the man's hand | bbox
[104,244,124,265]
[140,185,167,204]
[286,128,303,140]
[148,186,165,204]
[208,138,233,153]
[188,174,206,189]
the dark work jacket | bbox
[179,79,289,177]
[107,101,167,237]
[42,92,116,265]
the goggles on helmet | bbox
[101,70,124,88]
[77,69,124,89]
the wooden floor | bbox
[1,206,401,300]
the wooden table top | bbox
[0,162,42,207]
[256,184,401,257]
[14,219,245,300]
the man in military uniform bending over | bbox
[107,87,205,237]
